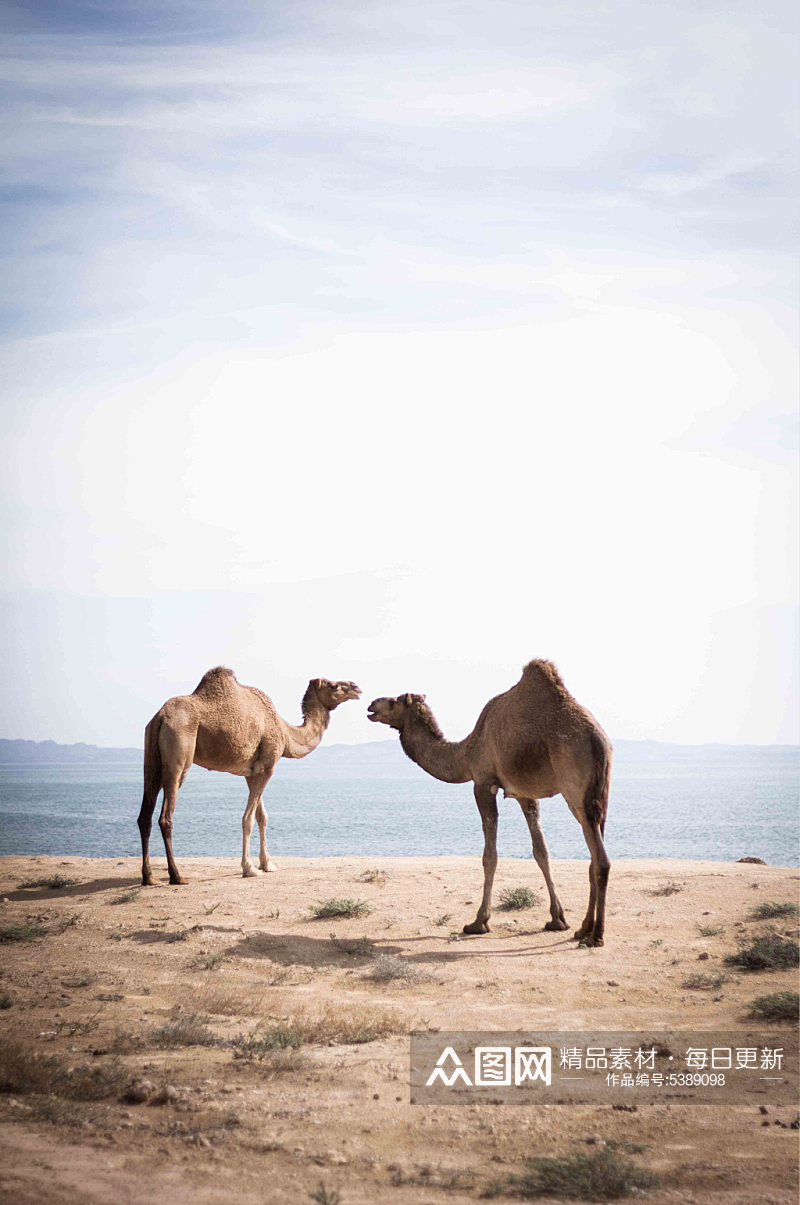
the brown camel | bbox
[367,660,612,946]
[138,667,361,886]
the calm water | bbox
[0,746,797,865]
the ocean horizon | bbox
[0,740,797,866]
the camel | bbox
[367,660,612,946]
[138,667,361,886]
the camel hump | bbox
[193,666,238,695]
[521,659,567,691]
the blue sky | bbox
[1,0,797,746]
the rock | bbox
[737,857,766,865]
[760,1106,769,1114]
[698,952,709,961]
[606,980,619,987]
[122,1079,156,1104]
[790,1119,799,1130]
[762,1120,770,1127]
[584,1135,604,1145]
[153,1085,179,1106]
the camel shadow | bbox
[222,929,577,970]
[5,877,142,902]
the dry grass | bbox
[308,898,372,920]
[647,882,683,897]
[363,954,433,985]
[0,1039,128,1101]
[149,1010,218,1048]
[682,972,727,991]
[697,924,724,937]
[389,1164,476,1191]
[0,922,46,943]
[111,889,141,905]
[193,985,266,1017]
[290,1000,403,1045]
[725,932,800,971]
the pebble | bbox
[760,1106,769,1115]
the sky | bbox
[1,0,797,748]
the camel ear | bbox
[313,678,325,690]
[400,692,425,706]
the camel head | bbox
[366,693,426,730]
[310,678,362,710]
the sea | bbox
[0,742,797,866]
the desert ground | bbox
[0,854,797,1204]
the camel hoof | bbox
[544,919,570,932]
[462,921,490,935]
[242,865,259,879]
[578,935,604,948]
[261,860,278,873]
[169,877,188,886]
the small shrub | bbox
[16,875,77,891]
[390,1164,475,1190]
[499,1147,660,1200]
[150,1011,217,1048]
[193,952,226,971]
[0,1039,128,1101]
[682,972,727,990]
[433,913,452,927]
[363,955,432,985]
[0,995,12,1010]
[308,898,371,920]
[233,1025,303,1055]
[725,933,800,971]
[647,882,683,897]
[203,901,221,915]
[697,924,724,937]
[748,901,799,921]
[746,991,799,1022]
[309,1184,341,1205]
[357,869,388,886]
[329,934,375,957]
[54,914,80,934]
[111,890,141,905]
[0,923,45,943]
[498,886,541,911]
[286,1001,402,1045]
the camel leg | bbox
[158,766,188,886]
[518,798,568,931]
[463,786,498,935]
[242,769,273,878]
[573,821,610,947]
[137,794,157,887]
[253,794,278,873]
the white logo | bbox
[426,1045,552,1088]
[426,1047,473,1087]
[516,1047,552,1085]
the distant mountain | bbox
[0,735,795,769]
[0,739,141,764]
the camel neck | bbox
[399,717,471,784]
[282,700,330,759]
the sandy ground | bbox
[0,853,797,1204]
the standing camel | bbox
[367,660,612,946]
[139,667,361,886]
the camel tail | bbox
[585,730,611,836]
[141,714,163,814]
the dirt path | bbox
[1,855,797,1203]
